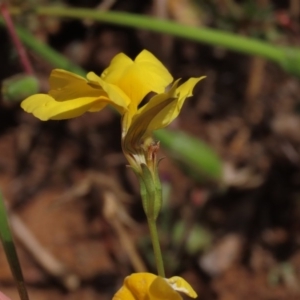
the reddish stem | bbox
[0,3,34,74]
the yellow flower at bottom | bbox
[113,273,197,300]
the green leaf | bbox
[0,192,30,300]
[154,129,222,183]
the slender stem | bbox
[0,194,30,300]
[8,19,85,76]
[8,6,286,64]
[3,7,300,77]
[0,3,33,74]
[147,217,165,277]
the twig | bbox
[245,57,265,103]
[0,2,33,74]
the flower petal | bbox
[148,276,182,300]
[123,77,204,152]
[48,69,105,101]
[101,53,133,83]
[101,50,173,108]
[113,273,156,300]
[112,284,136,300]
[112,273,197,300]
[172,76,206,119]
[21,94,107,120]
[138,76,204,132]
[167,276,197,298]
[87,72,130,113]
[123,81,180,151]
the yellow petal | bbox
[123,76,204,152]
[49,69,89,89]
[148,276,182,300]
[112,284,136,300]
[121,101,142,136]
[101,53,134,82]
[172,76,206,119]
[21,94,107,120]
[48,69,105,101]
[138,76,204,132]
[100,50,173,108]
[48,69,129,112]
[113,273,156,300]
[87,72,130,113]
[167,276,197,298]
[123,81,179,151]
[112,273,197,300]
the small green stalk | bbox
[137,162,165,277]
[147,217,165,277]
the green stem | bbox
[0,193,30,300]
[138,166,165,277]
[0,3,33,74]
[147,217,165,278]
[9,6,285,64]
[3,7,300,77]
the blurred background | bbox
[1,0,300,299]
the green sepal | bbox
[137,175,150,217]
[154,160,163,191]
[152,163,162,219]
[135,163,162,221]
[132,165,154,219]
[141,164,157,220]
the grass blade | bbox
[0,192,29,300]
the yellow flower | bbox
[21,49,204,170]
[21,50,173,121]
[86,54,204,166]
[86,50,174,133]
[113,273,197,300]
